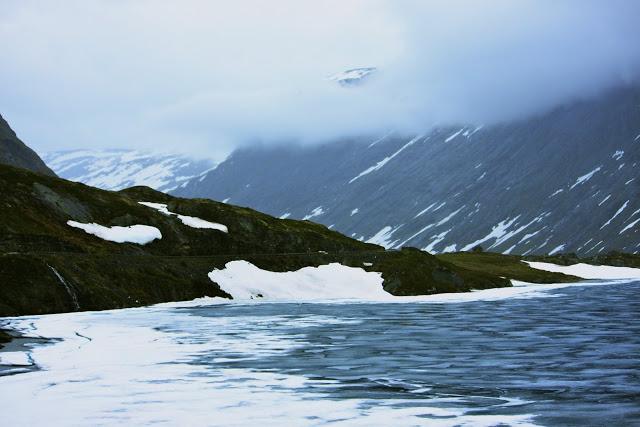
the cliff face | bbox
[0,114,55,177]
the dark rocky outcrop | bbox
[0,114,55,176]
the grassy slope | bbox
[525,251,640,268]
[0,164,521,316]
[436,252,581,283]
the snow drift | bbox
[208,261,391,301]
[525,261,640,280]
[66,220,161,244]
[139,201,228,232]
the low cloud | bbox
[1,0,638,159]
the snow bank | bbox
[139,201,228,232]
[209,261,392,301]
[66,220,161,244]
[525,261,640,280]
[208,260,640,304]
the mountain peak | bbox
[0,114,56,176]
[327,67,377,87]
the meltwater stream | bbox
[0,281,638,426]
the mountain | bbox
[327,67,377,87]
[174,85,640,256]
[10,162,585,316]
[42,149,216,192]
[0,114,55,176]
[6,112,634,318]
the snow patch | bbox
[442,244,457,253]
[366,225,401,248]
[303,206,325,221]
[570,166,601,189]
[423,229,451,253]
[67,221,161,244]
[139,202,228,232]
[209,261,391,300]
[548,244,565,255]
[460,217,520,251]
[526,262,640,280]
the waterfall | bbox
[48,265,80,311]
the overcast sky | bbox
[1,0,639,160]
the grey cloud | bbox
[0,0,638,159]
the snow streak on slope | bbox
[349,135,424,183]
[43,149,216,192]
[570,166,601,189]
[303,206,325,220]
[601,200,629,229]
[139,202,228,232]
[366,225,402,248]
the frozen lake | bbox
[1,280,639,426]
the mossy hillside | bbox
[525,251,640,268]
[120,186,375,256]
[0,254,72,316]
[364,248,510,295]
[0,253,230,316]
[0,163,583,317]
[436,252,580,283]
[0,165,378,257]
[0,165,458,315]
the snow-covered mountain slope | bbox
[43,149,216,192]
[174,85,640,256]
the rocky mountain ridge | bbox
[175,85,640,255]
[0,114,55,177]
